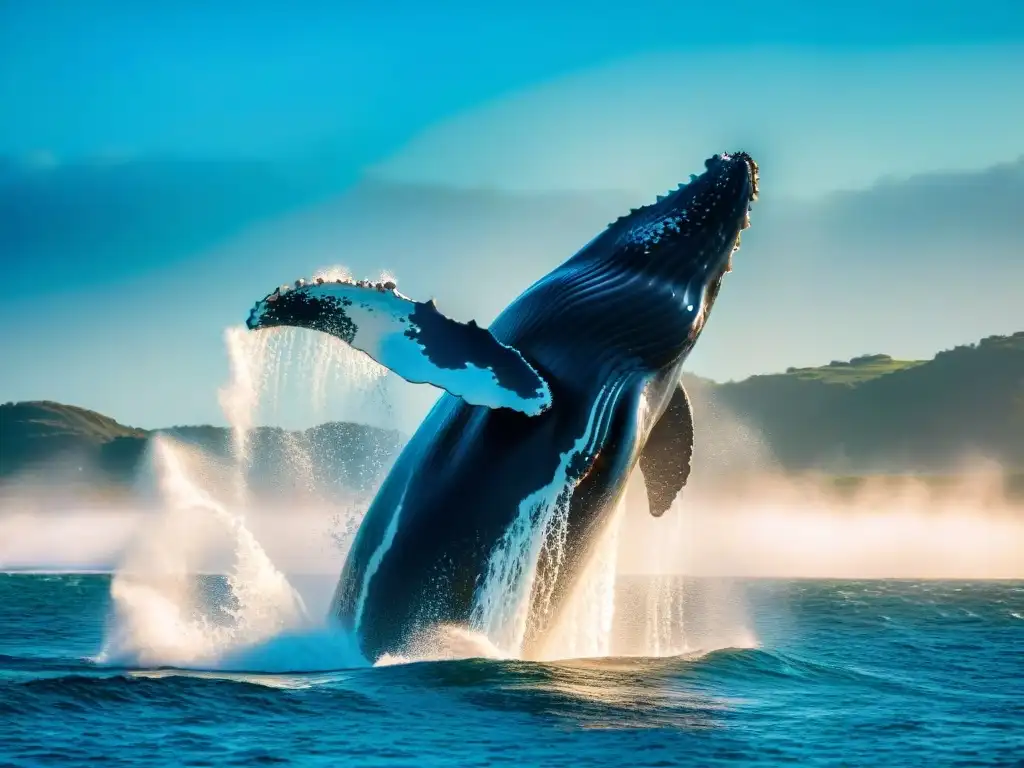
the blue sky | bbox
[1,1,1022,431]
[4,1,1022,161]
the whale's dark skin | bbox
[246,152,759,662]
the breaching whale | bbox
[245,151,759,661]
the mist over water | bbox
[618,471,1024,581]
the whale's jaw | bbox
[601,150,758,284]
[506,151,759,375]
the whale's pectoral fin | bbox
[639,383,694,517]
[246,278,553,416]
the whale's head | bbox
[605,150,758,282]
[556,151,759,369]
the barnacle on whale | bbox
[607,151,757,231]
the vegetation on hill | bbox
[782,354,924,385]
[0,401,404,496]
[0,401,144,483]
[703,332,1024,473]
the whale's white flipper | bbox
[246,278,553,416]
[639,383,694,516]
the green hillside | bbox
[1,400,142,442]
[0,401,404,495]
[706,332,1024,472]
[0,401,144,482]
[782,354,924,385]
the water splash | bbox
[97,268,393,671]
[539,500,626,660]
[302,268,390,412]
[470,383,621,657]
[468,493,569,655]
[638,491,691,657]
[97,437,316,669]
[97,260,729,670]
[375,625,509,667]
[642,575,688,656]
[219,327,272,501]
[612,479,760,656]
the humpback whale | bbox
[246,151,759,661]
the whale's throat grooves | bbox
[493,254,705,379]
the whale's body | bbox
[246,151,759,662]
[333,273,689,660]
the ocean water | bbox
[1,574,1021,767]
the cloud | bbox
[810,156,1024,252]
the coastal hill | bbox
[0,401,404,500]
[1,332,1022,499]
[691,331,1024,474]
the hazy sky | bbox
[1,2,1022,431]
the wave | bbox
[1,672,384,719]
[3,644,927,699]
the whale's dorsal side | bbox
[246,278,553,416]
[639,383,695,517]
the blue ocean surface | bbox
[0,574,1021,767]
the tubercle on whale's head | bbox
[606,151,759,282]
[245,275,401,332]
